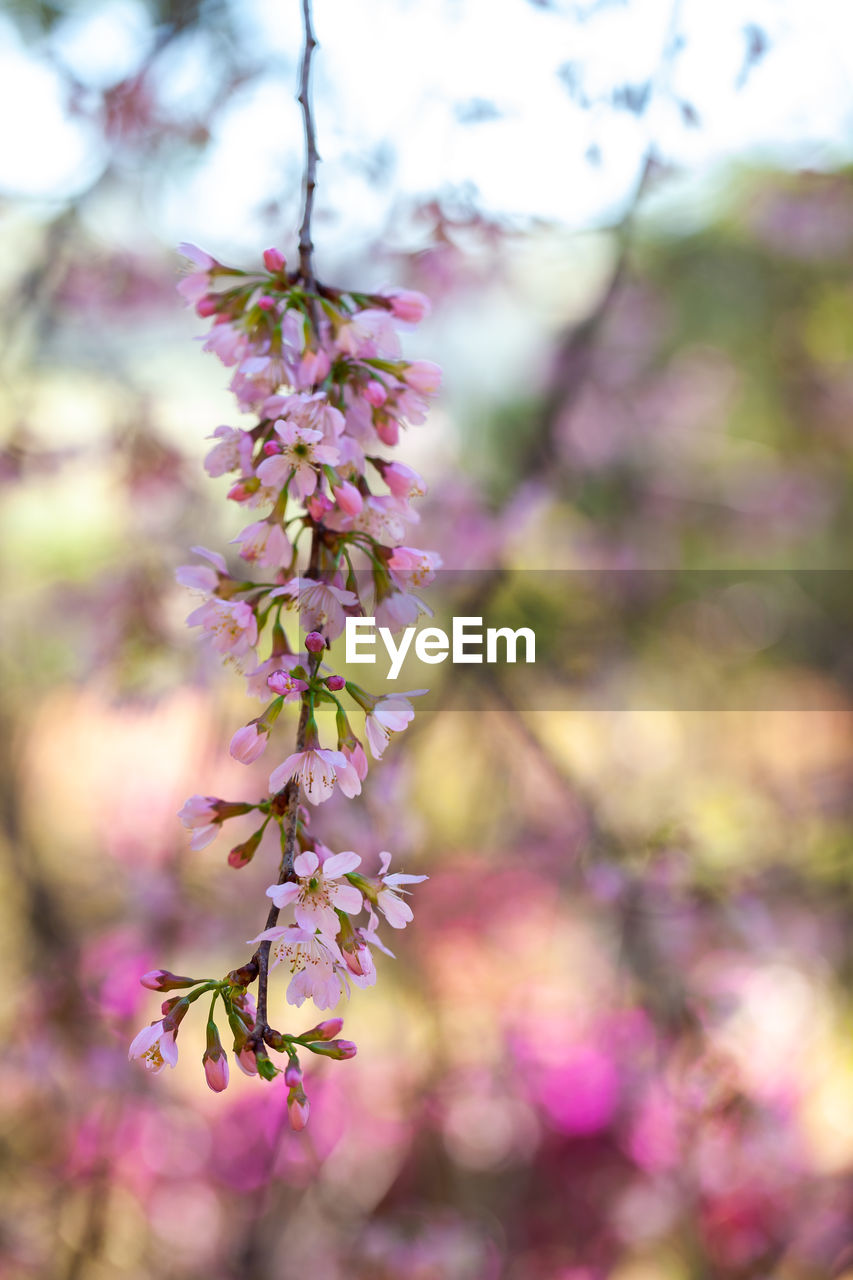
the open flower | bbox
[128,1020,178,1073]
[250,924,347,1009]
[364,691,426,760]
[186,598,258,661]
[266,850,363,938]
[178,795,222,849]
[270,577,358,641]
[375,851,428,928]
[256,421,340,500]
[269,747,350,804]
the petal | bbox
[331,884,363,915]
[294,850,319,877]
[323,850,362,879]
[378,890,414,928]
[266,882,300,909]
[248,926,290,944]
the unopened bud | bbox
[284,1057,303,1087]
[300,1017,344,1041]
[228,825,265,869]
[263,247,286,273]
[196,295,220,318]
[263,440,282,456]
[202,1023,229,1093]
[303,1038,357,1061]
[257,295,276,311]
[305,631,325,653]
[140,969,198,992]
[326,675,345,691]
[287,1085,310,1130]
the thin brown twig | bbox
[297,0,320,289]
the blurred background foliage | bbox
[1,1,853,1278]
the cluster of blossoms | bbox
[130,242,437,1127]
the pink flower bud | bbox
[203,1048,230,1093]
[332,480,363,516]
[235,1044,259,1076]
[204,1054,229,1092]
[288,1089,310,1130]
[227,481,251,503]
[326,675,345,692]
[305,631,325,653]
[284,1059,303,1087]
[257,295,276,311]
[140,970,197,992]
[196,295,220,318]
[309,1017,344,1040]
[402,360,442,395]
[386,289,430,324]
[304,1038,357,1060]
[229,723,267,764]
[306,493,334,520]
[263,440,282,456]
[263,247,286,272]
[364,380,387,407]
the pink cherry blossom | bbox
[244,652,299,699]
[266,849,363,938]
[128,1020,178,1073]
[256,421,340,500]
[269,747,351,804]
[230,520,292,567]
[382,460,427,500]
[204,425,254,477]
[267,669,308,701]
[178,795,222,850]
[365,692,426,759]
[186,598,258,661]
[374,589,430,633]
[270,577,358,641]
[332,479,364,515]
[251,924,348,1009]
[375,851,428,928]
[388,546,442,589]
[175,545,228,594]
[402,360,442,395]
[383,289,431,324]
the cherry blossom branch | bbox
[130,0,439,1125]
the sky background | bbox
[3,0,853,260]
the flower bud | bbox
[228,825,265,869]
[303,1039,357,1061]
[326,675,345,692]
[332,480,364,516]
[301,1017,344,1041]
[305,631,325,653]
[235,1043,259,1076]
[257,295,276,311]
[402,360,442,395]
[364,380,387,407]
[386,289,430,324]
[202,1023,230,1093]
[284,1057,303,1087]
[140,970,198,992]
[287,1085,310,1130]
[263,247,286,273]
[196,295,220,318]
[263,440,282,456]
[229,723,268,764]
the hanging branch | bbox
[130,0,441,1131]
